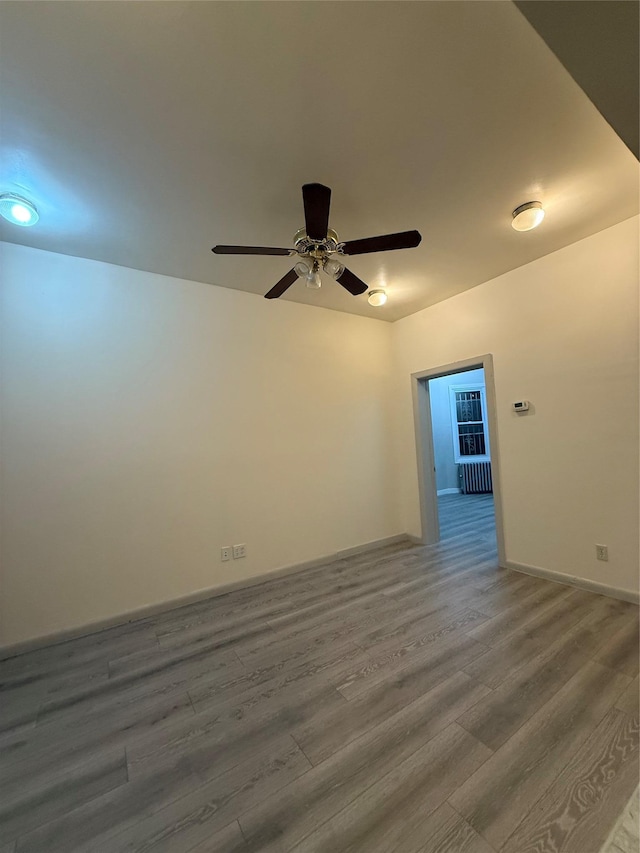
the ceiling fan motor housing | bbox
[293,227,341,259]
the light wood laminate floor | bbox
[1,495,638,853]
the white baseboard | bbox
[6,539,634,661]
[334,534,408,560]
[437,488,461,496]
[0,533,410,660]
[505,560,640,605]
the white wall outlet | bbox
[221,546,231,562]
[596,544,608,562]
[233,544,246,559]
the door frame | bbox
[411,354,506,566]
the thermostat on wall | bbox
[512,400,530,412]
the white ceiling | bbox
[1,1,637,321]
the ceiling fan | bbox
[212,183,422,299]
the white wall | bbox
[429,368,485,493]
[392,217,639,597]
[2,217,638,647]
[0,243,398,646]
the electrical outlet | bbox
[596,544,608,562]
[221,546,231,562]
[233,544,246,559]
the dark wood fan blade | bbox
[302,183,331,241]
[341,230,422,255]
[336,267,368,296]
[212,245,293,256]
[264,268,299,299]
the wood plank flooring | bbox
[1,494,638,853]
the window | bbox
[449,385,490,463]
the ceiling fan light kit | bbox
[511,201,545,232]
[212,183,421,301]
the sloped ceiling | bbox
[1,1,637,321]
[516,0,639,160]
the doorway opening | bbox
[411,355,505,565]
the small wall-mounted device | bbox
[512,400,530,412]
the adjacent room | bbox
[1,2,638,852]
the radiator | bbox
[459,461,493,494]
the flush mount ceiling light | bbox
[0,193,40,227]
[511,201,544,232]
[367,289,388,307]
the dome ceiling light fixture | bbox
[367,289,388,307]
[0,193,40,227]
[511,201,545,232]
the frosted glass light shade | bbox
[305,272,322,289]
[296,259,321,288]
[367,289,387,307]
[323,259,345,279]
[512,201,544,232]
[0,194,39,226]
